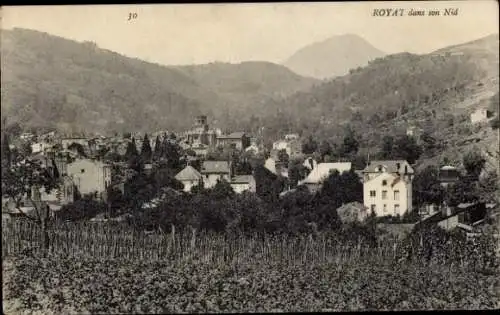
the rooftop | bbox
[300,162,352,184]
[217,132,246,139]
[201,161,230,174]
[175,165,202,181]
[363,160,412,173]
[231,175,254,184]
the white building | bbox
[200,161,231,189]
[264,157,288,178]
[298,162,352,193]
[31,141,52,154]
[230,175,256,194]
[362,160,414,217]
[470,108,494,124]
[284,133,300,141]
[66,159,112,199]
[245,144,260,155]
[175,165,202,193]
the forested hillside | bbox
[1,28,318,135]
[248,34,499,161]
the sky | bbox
[2,1,498,66]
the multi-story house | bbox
[362,160,414,217]
[200,161,231,189]
[230,175,256,194]
[216,132,250,151]
[66,158,112,200]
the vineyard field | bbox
[3,255,499,314]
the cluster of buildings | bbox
[3,114,494,232]
[180,116,252,154]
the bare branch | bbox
[27,195,43,223]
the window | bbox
[370,190,376,197]
[382,180,387,186]
[394,204,400,215]
[382,190,387,199]
[81,169,85,173]
[394,190,400,200]
[383,204,387,212]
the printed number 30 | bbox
[128,13,138,20]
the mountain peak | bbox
[283,33,386,79]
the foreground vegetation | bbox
[3,254,499,314]
[3,219,499,313]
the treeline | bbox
[55,167,370,240]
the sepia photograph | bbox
[1,1,499,313]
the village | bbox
[2,112,496,236]
[2,3,499,313]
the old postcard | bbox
[1,1,499,313]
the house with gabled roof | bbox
[362,160,414,217]
[230,175,256,194]
[201,161,231,189]
[216,132,250,150]
[175,165,202,193]
[298,162,352,193]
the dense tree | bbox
[340,126,359,156]
[1,133,11,168]
[412,166,445,208]
[140,133,152,163]
[124,171,155,211]
[18,141,33,157]
[351,154,367,170]
[462,150,486,180]
[379,135,394,159]
[288,161,309,189]
[319,169,363,208]
[152,162,184,192]
[164,140,182,172]
[301,135,318,155]
[209,179,235,200]
[319,140,332,160]
[254,165,284,203]
[55,196,108,221]
[1,157,60,254]
[125,138,139,162]
[277,149,289,165]
[392,135,423,165]
[420,132,439,155]
[153,135,162,160]
[67,142,87,157]
[445,178,479,207]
